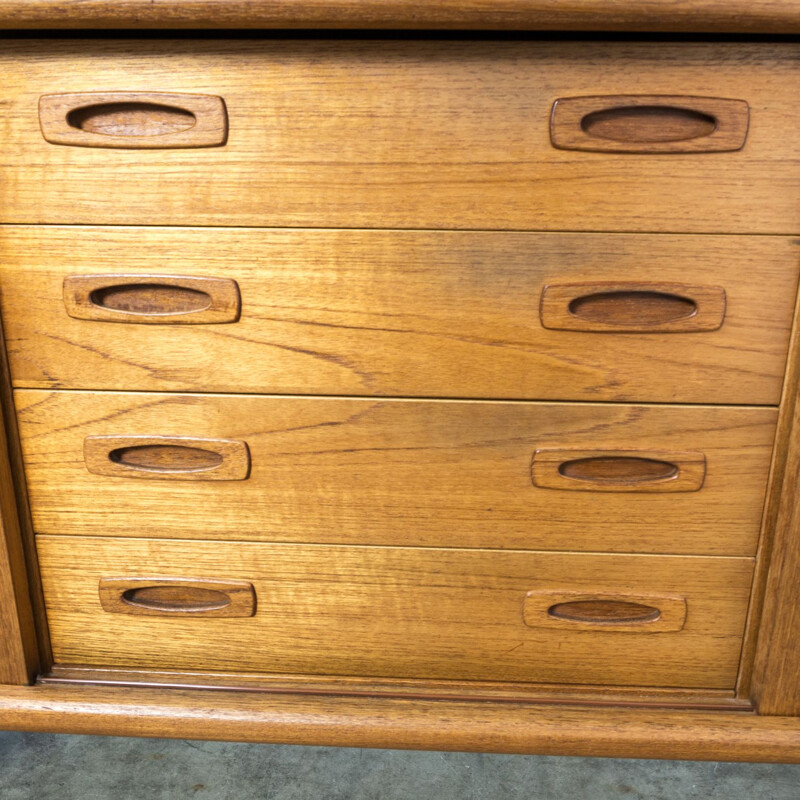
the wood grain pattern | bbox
[0,0,799,34]
[531,449,705,493]
[539,282,726,333]
[751,321,800,714]
[732,282,800,702]
[42,664,743,709]
[39,92,228,149]
[522,591,687,633]
[98,577,256,617]
[0,315,40,684]
[0,420,38,684]
[0,679,773,756]
[2,41,800,233]
[36,535,754,688]
[63,274,241,324]
[2,227,796,405]
[15,391,778,555]
[550,96,749,154]
[2,683,800,761]
[83,435,251,481]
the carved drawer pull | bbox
[99,578,256,617]
[63,275,241,324]
[39,92,228,149]
[84,435,251,481]
[523,591,687,632]
[531,449,706,492]
[540,282,726,333]
[550,95,749,153]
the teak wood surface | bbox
[15,390,777,555]
[3,683,800,762]
[0,0,799,33]
[2,41,800,233]
[0,402,37,684]
[2,227,796,405]
[38,92,229,149]
[83,435,251,481]
[97,577,257,618]
[36,535,753,689]
[62,273,241,325]
[2,21,800,758]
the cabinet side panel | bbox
[0,409,38,683]
[752,364,800,714]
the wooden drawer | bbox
[2,227,797,405]
[16,390,776,555]
[36,535,754,689]
[1,40,799,233]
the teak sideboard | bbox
[2,0,800,763]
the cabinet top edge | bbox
[2,0,800,34]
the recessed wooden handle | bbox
[84,436,251,481]
[550,95,749,153]
[531,449,705,492]
[39,92,228,149]
[523,591,687,633]
[63,275,241,324]
[99,578,256,618]
[540,282,726,333]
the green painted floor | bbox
[2,732,800,799]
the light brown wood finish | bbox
[0,315,39,684]
[37,535,754,688]
[0,1,799,33]
[2,41,800,233]
[752,330,800,715]
[531,449,705,493]
[550,96,749,154]
[42,664,744,709]
[16,390,777,555]
[736,265,800,703]
[63,275,241,324]
[98,577,256,617]
[83,435,251,481]
[39,92,228,149]
[0,424,38,683]
[3,684,800,760]
[522,591,687,633]
[539,282,726,333]
[2,228,796,405]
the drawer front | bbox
[2,227,797,405]
[16,390,776,555]
[2,40,799,233]
[36,536,754,689]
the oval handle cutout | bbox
[84,435,251,481]
[540,282,726,333]
[580,106,716,143]
[67,102,197,138]
[64,275,241,324]
[551,95,749,153]
[109,444,225,473]
[548,600,661,625]
[568,291,697,327]
[39,92,228,149]
[558,456,679,485]
[90,284,213,316]
[122,585,231,613]
[532,449,705,493]
[524,591,687,633]
[99,578,256,618]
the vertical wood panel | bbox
[0,408,39,684]
[751,352,800,713]
[0,305,41,683]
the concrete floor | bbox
[2,732,800,799]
